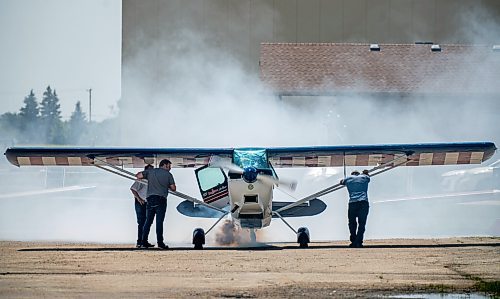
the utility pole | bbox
[87,88,92,123]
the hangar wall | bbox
[121,0,500,99]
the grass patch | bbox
[474,280,500,295]
[426,284,455,293]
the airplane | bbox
[4,142,497,249]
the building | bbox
[122,0,500,102]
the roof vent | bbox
[493,45,500,52]
[431,44,441,52]
[370,44,380,51]
[415,41,434,45]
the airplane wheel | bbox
[297,227,310,249]
[250,229,257,243]
[193,228,205,250]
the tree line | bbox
[0,86,118,146]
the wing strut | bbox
[274,155,409,214]
[93,159,227,214]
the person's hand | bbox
[136,197,146,205]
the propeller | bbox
[209,157,297,191]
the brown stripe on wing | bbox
[29,157,43,165]
[55,157,69,165]
[457,152,472,164]
[431,152,446,165]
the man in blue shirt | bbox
[340,170,370,248]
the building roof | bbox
[260,43,500,96]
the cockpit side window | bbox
[197,167,226,192]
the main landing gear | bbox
[192,228,205,250]
[297,227,310,248]
[273,211,310,248]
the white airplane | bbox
[4,142,497,249]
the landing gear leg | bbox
[273,211,310,248]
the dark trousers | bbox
[348,200,369,245]
[134,201,147,243]
[142,195,167,244]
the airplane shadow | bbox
[18,242,500,252]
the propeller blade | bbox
[209,157,243,174]
[257,174,297,191]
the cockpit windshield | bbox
[233,148,268,170]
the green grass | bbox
[474,280,500,295]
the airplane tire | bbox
[297,227,310,249]
[192,228,205,250]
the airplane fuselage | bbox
[228,178,273,229]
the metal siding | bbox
[366,0,390,43]
[204,0,229,49]
[343,0,367,42]
[274,0,297,42]
[228,0,251,69]
[250,0,274,74]
[412,0,436,43]
[297,0,320,42]
[389,0,413,43]
[319,0,343,42]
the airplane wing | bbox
[5,147,234,168]
[267,142,497,167]
[5,142,496,168]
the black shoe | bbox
[348,243,355,248]
[158,243,169,249]
[355,243,364,248]
[140,241,155,249]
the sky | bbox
[0,0,121,121]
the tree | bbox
[18,90,41,143]
[19,90,39,124]
[67,101,87,144]
[40,86,64,144]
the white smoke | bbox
[1,1,499,245]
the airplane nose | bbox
[242,167,258,183]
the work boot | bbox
[140,241,155,249]
[157,242,169,249]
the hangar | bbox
[122,0,500,99]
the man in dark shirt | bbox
[136,159,176,249]
[340,170,370,248]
